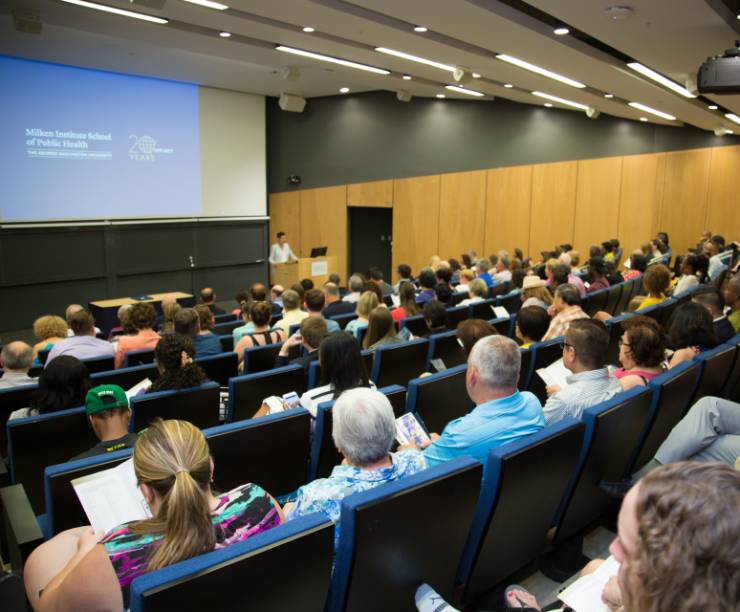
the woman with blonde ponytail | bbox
[24,419,283,610]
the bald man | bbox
[0,341,35,388]
[65,303,101,337]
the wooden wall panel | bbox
[268,191,300,253]
[573,157,622,257]
[706,146,740,243]
[438,170,486,261]
[347,180,393,207]
[392,175,440,274]
[299,185,348,280]
[484,166,532,257]
[659,149,712,256]
[617,153,665,255]
[529,161,578,258]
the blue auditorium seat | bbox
[129,382,220,431]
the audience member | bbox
[542,284,589,341]
[601,240,615,262]
[413,336,544,466]
[343,274,365,304]
[586,256,610,293]
[25,418,283,610]
[638,264,671,309]
[434,282,453,306]
[704,238,727,280]
[604,260,624,286]
[515,306,550,348]
[363,280,384,305]
[249,282,281,317]
[114,303,159,369]
[47,308,115,366]
[0,341,35,388]
[184,306,222,357]
[543,320,622,425]
[32,315,68,364]
[391,281,421,324]
[233,302,285,367]
[509,268,525,294]
[456,319,497,358]
[273,289,309,335]
[568,250,581,274]
[454,269,474,294]
[520,276,551,309]
[270,284,284,309]
[65,304,102,337]
[448,258,462,284]
[290,282,306,305]
[366,267,393,296]
[10,355,91,420]
[394,264,414,293]
[674,254,707,294]
[231,290,248,317]
[299,278,314,293]
[346,291,379,336]
[298,332,374,417]
[273,316,327,372]
[108,304,133,340]
[416,268,437,303]
[666,302,718,367]
[492,256,512,283]
[363,307,402,351]
[148,334,207,393]
[159,298,181,334]
[475,259,494,287]
[322,282,354,319]
[71,384,137,460]
[622,252,647,282]
[692,287,735,343]
[724,272,740,333]
[421,300,448,336]
[555,262,586,297]
[199,287,225,315]
[284,388,426,547]
[611,316,666,390]
[459,279,488,306]
[303,289,340,332]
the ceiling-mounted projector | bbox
[698,41,740,93]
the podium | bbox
[272,256,338,288]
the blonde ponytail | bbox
[130,419,215,570]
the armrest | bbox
[1,485,44,571]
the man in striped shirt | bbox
[543,319,622,425]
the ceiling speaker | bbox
[278,93,306,113]
[281,67,301,81]
[586,107,600,119]
[396,90,412,102]
[714,126,729,136]
[12,8,42,34]
[453,67,473,85]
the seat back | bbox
[582,288,609,317]
[449,291,469,307]
[194,352,238,387]
[218,334,233,352]
[242,342,283,374]
[527,338,565,403]
[489,281,510,298]
[227,365,305,422]
[45,449,131,536]
[214,313,237,323]
[427,330,466,371]
[458,419,585,601]
[614,279,635,315]
[497,292,522,315]
[0,383,38,456]
[604,315,633,367]
[399,315,429,337]
[627,361,701,473]
[603,283,622,316]
[552,387,653,544]
[690,344,736,404]
[77,355,116,373]
[203,409,311,497]
[722,333,740,399]
[130,514,335,612]
[8,407,97,514]
[469,299,496,320]
[124,349,155,368]
[405,365,473,434]
[371,339,429,387]
[91,363,158,389]
[329,457,483,611]
[518,348,533,391]
[129,382,221,431]
[445,305,470,330]
[488,316,513,337]
[212,320,243,335]
[36,348,51,365]
[329,313,358,330]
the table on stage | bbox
[89,291,195,335]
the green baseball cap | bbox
[85,384,129,416]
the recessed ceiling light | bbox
[640,117,648,122]
[402,74,412,80]
[532,91,589,110]
[627,62,696,98]
[727,129,734,134]
[414,26,428,32]
[544,103,553,107]
[472,73,481,78]
[628,101,676,120]
[219,31,231,38]
[276,46,390,75]
[604,93,614,98]
[725,113,740,125]
[436,93,446,99]
[496,54,586,88]
[375,47,455,72]
[553,27,569,35]
[182,0,228,10]
[503,83,513,88]
[59,0,168,22]
[339,87,350,93]
[302,26,315,33]
[445,85,484,97]
[708,105,718,110]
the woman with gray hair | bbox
[283,387,427,546]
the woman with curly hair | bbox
[148,334,208,393]
[31,315,68,364]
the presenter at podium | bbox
[269,232,299,265]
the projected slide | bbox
[0,55,201,221]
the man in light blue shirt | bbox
[304,289,340,333]
[410,335,545,467]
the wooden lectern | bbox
[272,256,338,288]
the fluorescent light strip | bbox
[375,47,455,72]
[276,46,390,75]
[628,102,676,120]
[725,113,740,125]
[496,54,585,88]
[182,0,228,9]
[60,0,168,23]
[445,85,484,97]
[627,62,695,98]
[532,91,588,110]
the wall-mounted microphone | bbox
[255,259,265,264]
[188,255,194,268]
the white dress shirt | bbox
[269,242,298,264]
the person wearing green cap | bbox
[71,384,138,461]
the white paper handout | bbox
[491,306,510,319]
[395,413,431,447]
[125,378,152,399]
[72,458,152,534]
[558,555,620,612]
[536,357,571,389]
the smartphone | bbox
[282,391,301,410]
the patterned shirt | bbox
[285,451,427,547]
[542,368,623,425]
[102,483,281,608]
[542,305,589,341]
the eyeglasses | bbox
[560,341,575,351]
